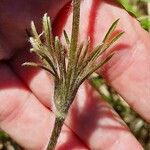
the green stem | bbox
[67,0,80,86]
[70,0,80,57]
[47,117,65,150]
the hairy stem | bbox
[47,117,65,150]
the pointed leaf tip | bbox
[103,18,121,43]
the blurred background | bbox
[0,0,150,149]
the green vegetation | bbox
[117,0,150,30]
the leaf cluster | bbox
[23,16,123,91]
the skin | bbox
[0,0,149,149]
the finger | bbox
[53,0,150,123]
[0,63,88,150]
[67,82,143,149]
[0,0,70,60]
[10,0,150,123]
[87,1,150,123]
[9,42,143,149]
[8,57,143,149]
[9,49,54,108]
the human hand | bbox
[0,0,69,60]
[0,0,149,149]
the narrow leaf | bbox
[43,13,58,70]
[54,37,66,79]
[103,19,120,43]
[80,53,114,84]
[64,30,70,45]
[67,0,80,75]
[31,21,39,38]
[74,43,84,72]
[87,43,104,63]
[104,31,124,50]
[77,43,104,74]
[29,37,41,51]
[90,53,114,74]
[43,13,53,48]
[22,62,56,76]
[80,38,90,61]
[31,21,42,45]
[31,47,58,77]
[65,0,81,90]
